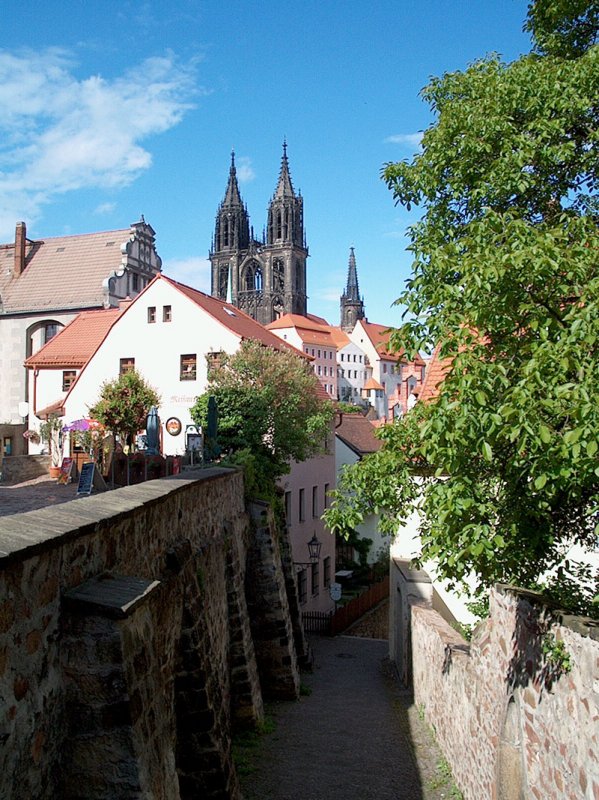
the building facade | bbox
[0,218,161,455]
[209,145,308,325]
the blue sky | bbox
[0,1,531,326]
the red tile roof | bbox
[0,228,133,313]
[24,308,123,368]
[162,277,307,357]
[418,342,452,403]
[359,321,426,367]
[266,313,337,348]
[364,377,384,391]
[335,412,381,456]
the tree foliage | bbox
[190,339,334,496]
[325,0,599,609]
[89,369,160,447]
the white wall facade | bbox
[337,342,367,403]
[33,280,241,455]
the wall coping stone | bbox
[0,467,236,567]
[495,583,599,639]
[392,557,432,584]
[63,573,161,619]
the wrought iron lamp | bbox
[294,534,322,569]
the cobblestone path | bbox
[240,636,451,800]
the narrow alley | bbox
[240,635,454,800]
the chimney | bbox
[14,221,26,278]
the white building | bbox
[0,219,161,455]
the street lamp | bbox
[294,534,322,569]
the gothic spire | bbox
[345,247,360,301]
[340,246,365,331]
[223,150,243,207]
[273,140,295,199]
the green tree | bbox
[190,340,334,498]
[325,0,598,610]
[89,369,160,449]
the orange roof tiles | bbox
[418,342,452,403]
[24,308,122,368]
[0,228,133,313]
[364,377,384,390]
[266,313,337,348]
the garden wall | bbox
[408,584,599,799]
[0,468,304,799]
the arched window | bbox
[276,211,282,239]
[273,259,285,292]
[243,261,262,291]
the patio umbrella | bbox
[63,419,92,432]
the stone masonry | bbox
[0,468,305,799]
[405,582,599,800]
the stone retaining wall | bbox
[0,469,304,799]
[409,585,599,800]
[0,454,50,482]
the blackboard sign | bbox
[77,461,95,496]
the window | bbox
[324,483,330,508]
[311,349,315,356]
[163,305,172,322]
[2,437,12,457]
[62,370,76,392]
[312,486,318,518]
[180,354,197,381]
[341,353,344,361]
[318,349,321,358]
[44,323,59,343]
[285,491,291,523]
[305,347,309,354]
[359,355,363,363]
[120,357,135,375]
[132,273,139,292]
[383,363,387,374]
[147,306,156,323]
[299,488,305,522]
[323,556,331,588]
[353,354,357,362]
[311,562,319,596]
[298,569,307,604]
[317,365,321,376]
[206,351,224,376]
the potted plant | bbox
[39,414,64,476]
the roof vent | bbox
[106,241,115,246]
[223,307,237,316]
[56,247,65,252]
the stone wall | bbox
[407,583,599,800]
[0,468,304,799]
[1,453,49,482]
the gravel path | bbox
[240,636,452,800]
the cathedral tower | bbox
[340,247,365,331]
[209,144,308,325]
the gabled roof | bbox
[335,412,381,457]
[364,377,384,391]
[24,308,123,368]
[266,313,337,348]
[418,342,452,403]
[357,320,405,363]
[161,277,306,356]
[0,228,133,313]
[328,327,351,349]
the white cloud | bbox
[384,132,423,149]
[162,256,211,292]
[236,156,255,183]
[94,202,116,215]
[0,48,199,239]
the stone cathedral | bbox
[209,144,308,325]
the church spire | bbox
[273,140,295,199]
[223,150,243,207]
[340,247,366,331]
